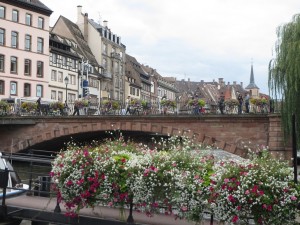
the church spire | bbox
[245,61,259,89]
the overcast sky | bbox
[42,0,300,94]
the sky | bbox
[42,0,300,94]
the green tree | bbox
[269,14,300,145]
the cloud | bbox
[42,0,300,94]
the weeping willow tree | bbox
[269,14,300,146]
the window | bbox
[37,61,43,77]
[52,53,57,64]
[38,17,44,29]
[69,74,76,85]
[0,6,5,19]
[25,13,32,26]
[0,80,4,95]
[0,28,5,45]
[11,31,18,48]
[24,83,31,97]
[102,58,107,69]
[36,85,43,97]
[51,90,56,100]
[24,59,31,75]
[10,56,17,73]
[0,54,4,72]
[58,71,63,82]
[103,43,107,54]
[37,37,43,53]
[25,34,31,51]
[51,70,57,81]
[10,81,17,95]
[12,10,18,22]
[62,56,67,66]
[58,91,63,101]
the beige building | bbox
[76,6,126,103]
[49,32,81,103]
[0,0,52,99]
[51,16,103,103]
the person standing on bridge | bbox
[237,93,243,114]
[125,96,131,115]
[73,102,80,116]
[218,96,225,114]
[36,97,41,115]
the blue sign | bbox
[83,80,89,87]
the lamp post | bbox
[64,76,69,103]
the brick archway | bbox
[0,115,290,159]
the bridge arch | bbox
[0,115,290,159]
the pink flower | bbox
[108,202,113,207]
[172,163,177,167]
[232,215,239,223]
[66,180,73,186]
[291,196,297,201]
[181,206,188,212]
[228,195,235,202]
[245,190,250,195]
[224,178,230,183]
[259,190,264,196]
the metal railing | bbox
[0,100,281,117]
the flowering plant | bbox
[50,102,64,110]
[21,102,37,111]
[225,99,239,107]
[160,99,176,108]
[51,135,300,224]
[51,133,213,221]
[74,100,88,109]
[210,150,299,224]
[251,97,268,106]
[0,100,9,111]
[141,100,150,109]
[102,100,120,110]
[129,99,141,107]
[188,99,206,107]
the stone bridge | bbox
[0,114,291,160]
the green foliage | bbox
[21,102,37,111]
[0,100,9,111]
[50,102,64,110]
[269,14,300,145]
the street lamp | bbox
[64,76,69,103]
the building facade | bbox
[76,6,126,103]
[51,16,103,104]
[0,0,52,99]
[49,32,81,103]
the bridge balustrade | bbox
[0,100,281,117]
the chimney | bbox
[84,13,88,41]
[103,20,108,28]
[77,5,82,19]
[233,81,236,85]
[201,80,204,83]
[227,82,230,85]
[240,82,243,88]
[218,78,224,84]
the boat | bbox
[0,153,29,199]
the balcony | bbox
[111,52,121,60]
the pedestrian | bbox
[218,96,225,114]
[73,102,80,116]
[244,93,250,113]
[36,97,41,115]
[193,95,200,115]
[237,93,243,114]
[125,96,131,115]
